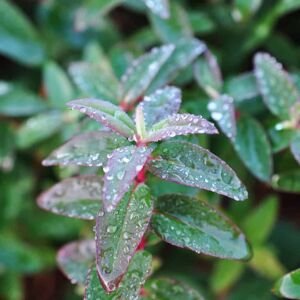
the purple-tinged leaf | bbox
[120,44,175,105]
[42,131,130,167]
[57,239,95,284]
[85,250,152,300]
[144,113,218,143]
[208,95,236,140]
[143,0,169,19]
[67,99,135,138]
[137,86,181,129]
[96,184,153,292]
[148,141,248,201]
[37,175,103,220]
[103,145,154,211]
[254,52,299,120]
[290,134,300,165]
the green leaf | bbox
[143,0,169,19]
[188,11,216,34]
[0,122,15,171]
[120,44,174,105]
[42,131,129,167]
[0,0,46,65]
[85,250,152,299]
[103,146,153,211]
[144,277,205,300]
[254,53,299,120]
[208,95,237,140]
[232,115,272,182]
[273,268,300,299]
[148,141,248,201]
[16,111,64,149]
[67,98,135,137]
[149,2,192,43]
[271,170,300,193]
[151,194,252,260]
[57,240,95,285]
[242,195,278,245]
[290,134,300,165]
[234,0,262,21]
[37,175,103,220]
[0,81,46,116]
[96,184,153,291]
[44,61,74,108]
[268,126,296,152]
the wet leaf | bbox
[103,146,153,211]
[290,134,300,165]
[85,250,152,299]
[232,115,272,182]
[37,175,103,220]
[144,278,205,299]
[151,194,251,260]
[273,268,300,299]
[254,52,299,119]
[137,86,181,129]
[143,0,169,19]
[144,113,217,142]
[208,95,236,140]
[120,44,175,105]
[67,98,135,137]
[269,126,296,152]
[57,240,95,284]
[96,184,153,291]
[42,131,129,167]
[148,141,248,201]
[271,170,300,193]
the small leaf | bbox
[151,194,251,260]
[208,95,237,140]
[147,38,206,93]
[42,131,129,167]
[103,145,153,211]
[144,113,217,142]
[254,52,299,119]
[57,240,95,284]
[137,86,181,129]
[290,134,300,165]
[37,175,103,220]
[96,184,153,291]
[148,141,248,201]
[67,98,135,137]
[273,268,300,299]
[85,250,152,300]
[232,115,273,182]
[269,125,296,153]
[143,0,169,19]
[271,170,300,193]
[44,61,74,108]
[69,62,119,103]
[121,44,175,105]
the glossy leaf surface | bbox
[274,269,300,299]
[96,184,153,291]
[151,194,251,259]
[42,131,129,167]
[143,0,169,19]
[148,141,248,201]
[37,175,103,220]
[67,98,135,137]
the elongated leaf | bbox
[148,141,248,201]
[103,146,153,211]
[271,170,300,193]
[0,0,46,65]
[273,269,300,299]
[232,115,272,182]
[144,113,217,142]
[291,135,300,165]
[143,0,169,19]
[42,131,129,167]
[147,38,206,93]
[57,240,95,284]
[151,194,251,260]
[208,95,236,140]
[67,99,135,137]
[69,62,119,103]
[85,250,152,300]
[96,184,153,291]
[137,86,181,129]
[44,61,74,108]
[254,53,299,119]
[37,175,103,220]
[120,44,174,105]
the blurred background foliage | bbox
[1,0,300,299]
